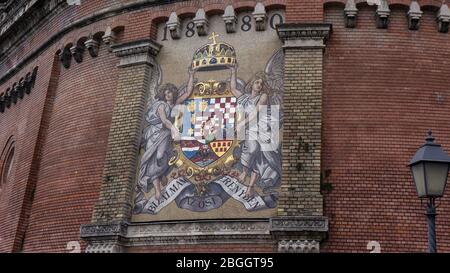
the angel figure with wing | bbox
[229,61,282,198]
[136,67,196,203]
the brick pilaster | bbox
[269,23,331,253]
[80,39,161,252]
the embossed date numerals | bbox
[162,13,284,41]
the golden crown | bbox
[192,32,236,71]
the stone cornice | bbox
[80,218,328,253]
[80,219,272,248]
[277,23,332,49]
[111,39,162,68]
[80,219,270,240]
[112,39,162,58]
[80,217,329,249]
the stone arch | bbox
[0,136,15,197]
[150,14,170,40]
[204,3,226,16]
[176,6,198,19]
[264,0,287,10]
[235,1,257,12]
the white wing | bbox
[147,61,163,107]
[265,49,284,97]
[265,49,284,106]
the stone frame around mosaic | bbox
[80,217,328,253]
[80,22,332,253]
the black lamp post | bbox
[409,130,450,253]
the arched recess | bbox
[0,136,15,197]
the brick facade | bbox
[1,0,450,253]
[321,3,450,253]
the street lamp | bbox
[409,130,450,253]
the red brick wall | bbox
[286,0,323,23]
[19,44,119,253]
[322,3,450,253]
[0,53,52,252]
[0,43,119,252]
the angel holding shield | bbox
[136,67,196,203]
[229,64,282,198]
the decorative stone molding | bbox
[82,220,274,250]
[80,222,128,238]
[376,0,390,29]
[27,67,38,93]
[278,240,320,253]
[15,82,24,100]
[127,220,270,238]
[85,242,123,253]
[277,23,332,49]
[193,8,208,36]
[59,47,72,69]
[4,88,11,108]
[270,217,328,253]
[85,37,100,58]
[11,84,18,104]
[253,2,268,31]
[223,5,237,33]
[166,11,181,39]
[112,39,162,68]
[0,66,37,113]
[17,79,25,99]
[344,0,358,28]
[407,0,422,31]
[127,234,274,247]
[437,4,450,33]
[102,26,116,51]
[70,44,85,63]
[270,216,328,232]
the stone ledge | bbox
[112,39,162,58]
[127,219,271,238]
[80,221,128,238]
[269,216,328,232]
[81,219,275,250]
[81,219,270,239]
[126,234,274,247]
[277,23,332,49]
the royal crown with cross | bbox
[192,32,237,72]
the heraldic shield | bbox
[170,80,239,183]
